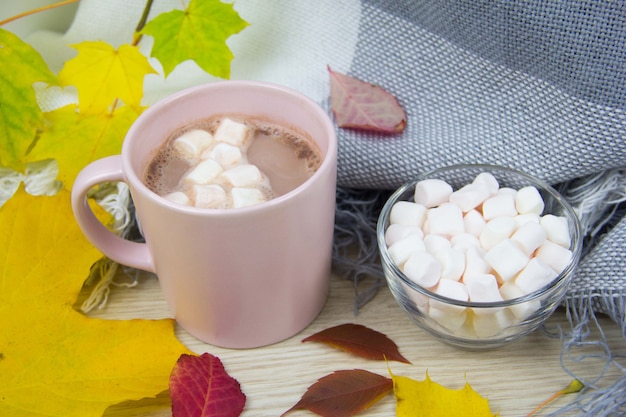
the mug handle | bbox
[71,155,155,273]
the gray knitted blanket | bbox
[331,1,625,415]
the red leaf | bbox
[282,369,393,417]
[328,66,406,133]
[303,323,411,364]
[169,353,246,417]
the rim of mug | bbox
[122,80,338,216]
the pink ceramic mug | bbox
[71,81,337,348]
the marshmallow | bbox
[164,191,191,206]
[214,118,250,146]
[449,183,491,212]
[496,187,518,198]
[482,194,518,220]
[473,172,499,195]
[479,216,516,251]
[423,234,451,255]
[388,234,426,267]
[514,213,541,229]
[413,179,453,208]
[231,187,267,208]
[484,239,530,282]
[464,274,503,305]
[385,223,424,246]
[511,221,547,255]
[404,283,429,311]
[204,143,243,169]
[464,209,486,237]
[535,240,573,274]
[430,279,469,312]
[428,306,467,332]
[540,214,571,248]
[192,184,228,208]
[472,309,514,338]
[181,159,223,185]
[515,258,558,294]
[500,282,541,319]
[450,233,481,253]
[403,251,442,288]
[435,247,465,281]
[426,203,465,238]
[515,186,545,215]
[463,246,492,281]
[389,201,427,227]
[432,280,469,307]
[173,129,214,159]
[220,164,265,187]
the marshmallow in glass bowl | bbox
[377,164,582,349]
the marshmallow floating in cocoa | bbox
[173,129,214,160]
[231,187,267,208]
[182,159,224,185]
[214,117,251,146]
[165,118,274,209]
[193,184,228,208]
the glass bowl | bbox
[377,164,583,349]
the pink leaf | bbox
[328,66,406,133]
[170,353,246,417]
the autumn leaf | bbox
[282,370,393,417]
[170,353,246,417]
[525,379,584,417]
[28,104,142,188]
[328,66,406,133]
[58,41,156,114]
[0,188,193,417]
[140,0,248,78]
[391,371,496,417]
[303,323,411,364]
[0,28,58,169]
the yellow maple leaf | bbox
[26,104,142,188]
[0,188,192,417]
[59,41,156,114]
[392,371,497,417]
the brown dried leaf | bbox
[303,323,411,364]
[328,66,406,133]
[282,369,393,417]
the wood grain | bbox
[90,272,624,417]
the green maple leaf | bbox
[0,28,58,170]
[140,0,248,78]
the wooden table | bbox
[91,272,624,417]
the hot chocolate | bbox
[144,115,322,209]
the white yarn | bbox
[558,168,626,238]
[0,167,24,207]
[79,182,140,313]
[23,159,63,196]
[0,159,62,207]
